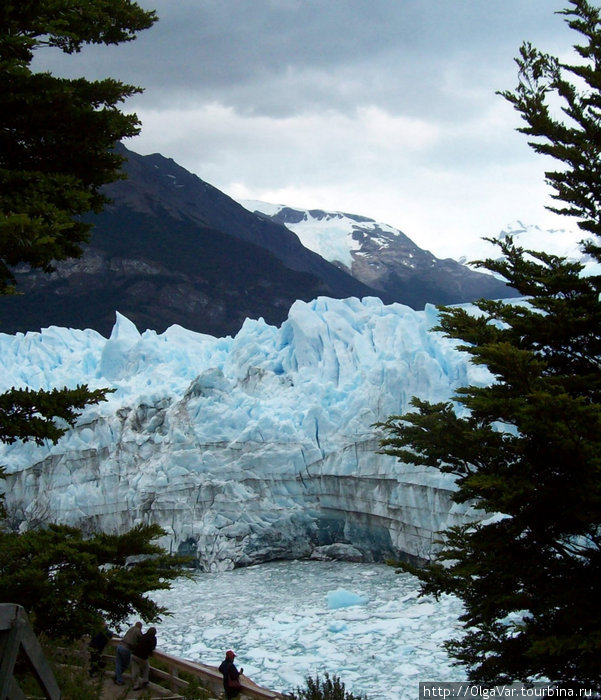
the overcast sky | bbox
[36,0,580,259]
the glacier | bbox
[0,296,490,570]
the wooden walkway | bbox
[98,639,288,700]
[0,603,287,700]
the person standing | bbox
[114,620,143,685]
[131,626,157,690]
[218,649,244,699]
[88,620,114,676]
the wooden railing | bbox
[0,604,61,700]
[108,638,288,699]
[0,604,288,699]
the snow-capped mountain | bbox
[0,146,375,338]
[240,201,399,272]
[0,146,527,339]
[476,220,600,276]
[241,201,517,307]
[1,297,486,571]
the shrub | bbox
[288,672,368,700]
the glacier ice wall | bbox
[0,297,490,570]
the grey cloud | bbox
[34,0,569,121]
[29,0,579,255]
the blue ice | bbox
[326,588,369,609]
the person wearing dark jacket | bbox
[131,626,157,690]
[88,621,114,676]
[218,649,244,699]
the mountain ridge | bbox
[0,145,377,337]
[241,200,517,308]
[1,145,518,337]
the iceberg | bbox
[0,297,489,570]
[326,589,369,609]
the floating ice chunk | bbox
[398,663,420,676]
[310,544,364,562]
[328,621,348,633]
[326,588,369,609]
[398,602,436,618]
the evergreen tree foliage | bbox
[0,0,154,492]
[0,0,156,294]
[288,673,368,700]
[0,522,187,639]
[0,384,111,445]
[0,0,155,470]
[378,0,601,688]
[0,383,112,517]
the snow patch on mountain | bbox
[243,203,599,281]
[460,220,601,276]
[240,201,521,309]
[241,200,401,270]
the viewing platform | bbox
[99,638,289,699]
[0,604,287,700]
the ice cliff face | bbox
[0,297,490,571]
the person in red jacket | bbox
[218,649,244,699]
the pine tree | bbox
[0,384,112,517]
[0,385,111,445]
[289,673,368,700]
[0,3,157,441]
[0,0,156,293]
[0,523,187,639]
[378,0,601,688]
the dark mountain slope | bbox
[0,146,378,337]
[2,210,341,337]
[0,144,517,338]
[106,145,377,298]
